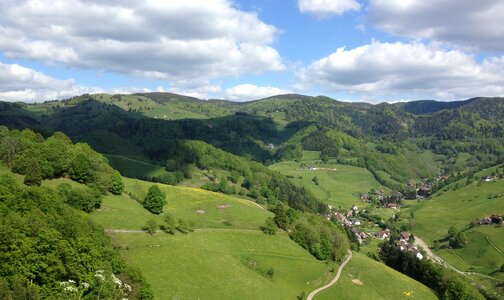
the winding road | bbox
[307,250,353,300]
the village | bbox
[325,202,425,260]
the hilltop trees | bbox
[143,185,167,214]
[0,127,123,194]
[0,174,152,299]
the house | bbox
[360,194,369,202]
[346,210,353,218]
[352,205,359,212]
[399,231,411,243]
[490,214,503,224]
[350,218,361,226]
[482,175,496,182]
[387,203,399,209]
[376,230,390,240]
[416,252,424,260]
[479,217,492,225]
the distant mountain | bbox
[1,93,504,190]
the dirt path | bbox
[108,155,162,167]
[105,228,263,234]
[307,250,353,300]
[473,231,504,256]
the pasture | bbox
[270,161,385,209]
[317,252,438,300]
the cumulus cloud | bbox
[0,0,284,85]
[298,0,361,17]
[0,61,158,102]
[368,0,504,52]
[224,84,292,101]
[0,61,102,102]
[297,41,504,101]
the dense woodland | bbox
[0,129,151,299]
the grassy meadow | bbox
[90,176,340,299]
[111,231,333,300]
[270,158,386,209]
[317,252,438,300]
[91,178,271,230]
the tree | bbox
[449,231,468,249]
[260,217,277,235]
[109,170,124,195]
[176,219,193,233]
[161,213,177,234]
[143,185,167,214]
[143,219,158,235]
[23,160,42,186]
[312,176,319,185]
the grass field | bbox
[91,181,271,230]
[270,160,386,209]
[91,176,340,299]
[317,252,438,300]
[111,231,333,300]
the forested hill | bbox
[1,94,504,191]
[0,127,152,299]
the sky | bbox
[1,0,504,103]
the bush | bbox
[260,217,277,235]
[143,219,158,235]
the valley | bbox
[1,93,504,299]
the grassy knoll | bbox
[317,252,438,300]
[270,161,385,208]
[110,231,333,300]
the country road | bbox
[307,250,353,300]
[414,237,466,275]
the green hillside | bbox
[270,160,386,208]
[90,176,337,299]
[318,252,438,300]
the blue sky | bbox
[1,0,503,103]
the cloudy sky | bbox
[1,0,504,103]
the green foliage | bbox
[449,231,468,249]
[144,219,158,235]
[23,160,42,186]
[143,185,167,215]
[0,174,151,299]
[0,129,121,195]
[57,183,102,213]
[109,170,124,195]
[379,241,484,300]
[260,217,277,235]
[160,213,177,234]
[176,218,194,234]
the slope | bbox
[317,252,438,300]
[90,176,336,299]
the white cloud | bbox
[0,0,284,85]
[0,61,102,102]
[368,0,504,52]
[0,61,155,102]
[298,41,504,101]
[298,0,360,17]
[224,84,291,101]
